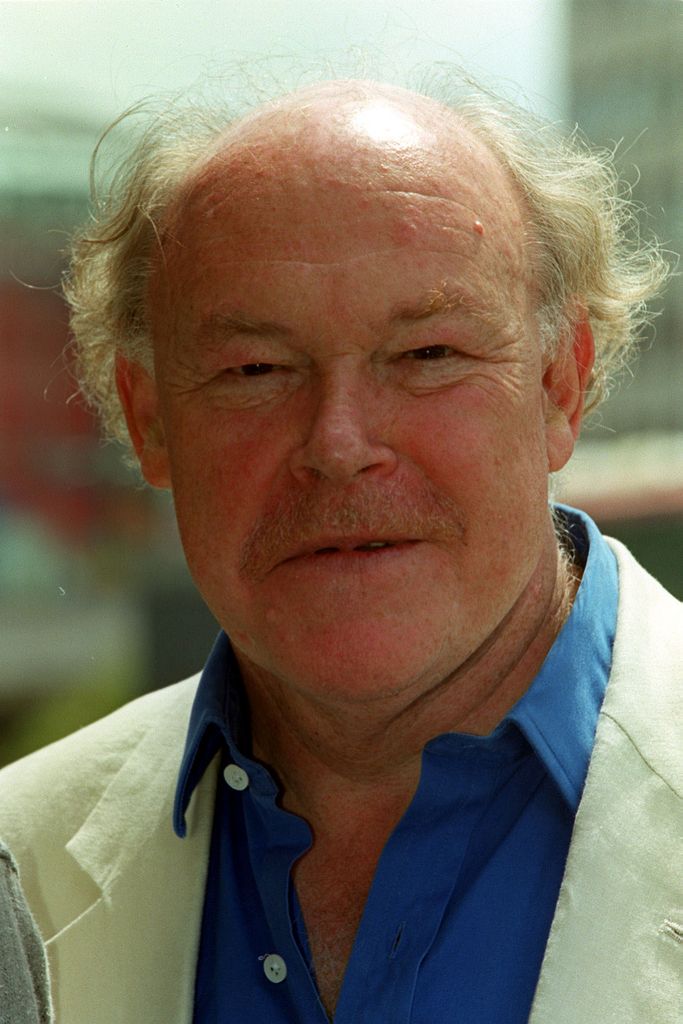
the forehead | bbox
[154,88,533,320]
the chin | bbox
[235,616,454,707]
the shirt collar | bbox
[173,632,247,837]
[504,505,618,810]
[173,504,618,836]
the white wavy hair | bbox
[63,63,671,459]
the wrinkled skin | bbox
[118,82,592,760]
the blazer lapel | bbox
[530,542,683,1024]
[528,714,682,1024]
[48,683,218,1024]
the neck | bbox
[239,538,581,829]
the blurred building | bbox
[558,0,683,579]
[569,0,682,433]
[1,84,101,540]
[0,84,218,764]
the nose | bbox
[289,371,398,484]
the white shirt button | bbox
[263,954,287,984]
[223,763,249,791]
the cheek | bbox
[396,383,545,490]
[166,401,272,489]
[164,414,258,543]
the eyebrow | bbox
[382,286,509,337]
[386,288,476,324]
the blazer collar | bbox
[529,540,683,1023]
[54,677,217,1024]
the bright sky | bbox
[0,0,568,122]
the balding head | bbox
[66,68,668,456]
[154,80,533,357]
[167,79,528,265]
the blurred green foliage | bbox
[0,671,137,768]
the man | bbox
[0,73,680,1023]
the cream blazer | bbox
[0,539,680,1024]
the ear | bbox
[543,316,595,473]
[115,354,172,488]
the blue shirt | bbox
[174,507,618,1023]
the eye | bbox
[235,362,277,376]
[405,345,454,360]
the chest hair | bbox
[295,858,377,1019]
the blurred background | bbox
[1,0,681,765]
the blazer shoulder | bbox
[605,538,683,794]
[0,674,200,858]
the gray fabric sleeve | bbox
[0,842,53,1024]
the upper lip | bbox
[284,535,416,560]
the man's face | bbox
[123,91,579,704]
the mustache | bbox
[239,479,465,581]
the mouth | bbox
[277,537,420,568]
[314,540,400,554]
[259,537,423,583]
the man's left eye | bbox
[405,345,454,360]
[236,363,277,376]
